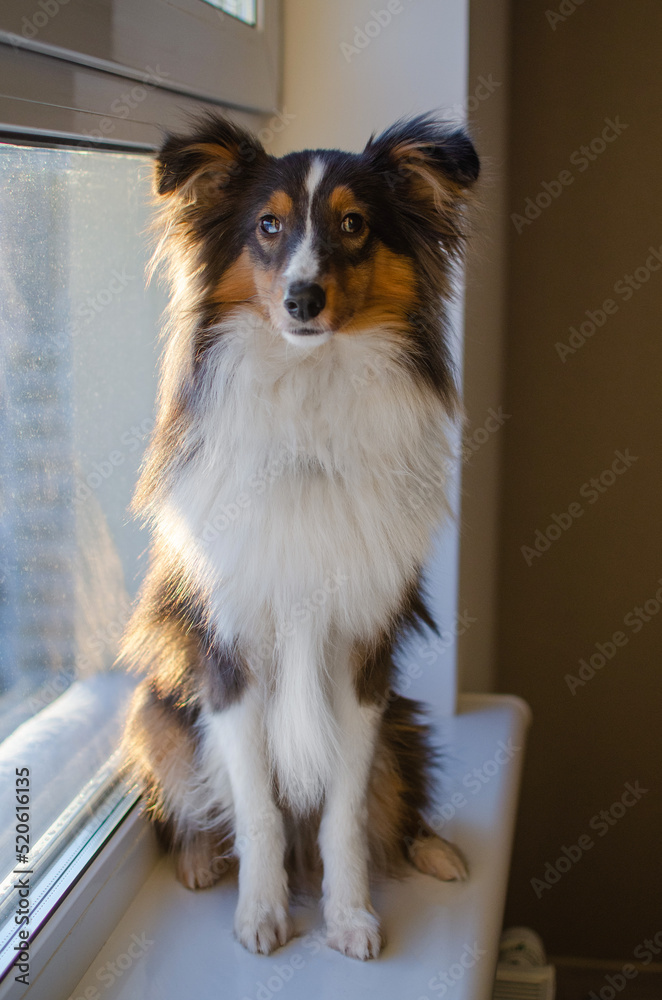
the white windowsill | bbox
[14,693,531,1000]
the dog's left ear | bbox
[365,114,480,211]
[155,114,268,203]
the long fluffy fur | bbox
[120,111,479,958]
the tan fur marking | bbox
[186,141,238,165]
[391,142,464,210]
[264,190,293,219]
[369,245,418,310]
[322,266,369,331]
[211,248,259,307]
[329,185,359,216]
[159,142,241,204]
[340,245,418,334]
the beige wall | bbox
[498,0,662,960]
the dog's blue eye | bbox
[260,215,282,235]
[341,213,364,234]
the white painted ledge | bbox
[63,693,531,1000]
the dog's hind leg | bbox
[174,828,237,890]
[121,678,235,890]
[367,693,468,882]
[407,819,468,881]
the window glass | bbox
[200,0,257,24]
[0,144,164,883]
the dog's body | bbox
[120,114,479,959]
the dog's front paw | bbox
[234,898,293,955]
[325,905,383,960]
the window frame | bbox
[0,132,164,997]
[0,763,141,994]
[0,0,280,120]
[0,795,157,1000]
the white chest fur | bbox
[156,313,454,808]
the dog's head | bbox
[154,113,479,350]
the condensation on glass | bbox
[0,144,164,880]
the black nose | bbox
[284,282,326,322]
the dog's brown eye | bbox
[260,215,282,235]
[341,213,364,234]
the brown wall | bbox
[498,0,662,960]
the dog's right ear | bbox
[155,115,267,203]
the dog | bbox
[120,111,479,961]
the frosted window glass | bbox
[0,144,165,882]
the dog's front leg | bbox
[319,660,384,960]
[206,686,292,954]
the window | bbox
[0,141,164,982]
[0,0,280,122]
[200,0,258,25]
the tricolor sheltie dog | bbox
[120,112,479,960]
